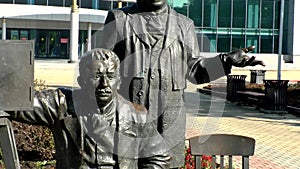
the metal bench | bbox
[189,134,255,169]
[236,91,265,109]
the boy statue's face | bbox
[85,59,120,108]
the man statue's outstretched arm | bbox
[188,46,265,84]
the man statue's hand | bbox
[225,46,265,67]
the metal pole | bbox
[87,22,92,51]
[2,18,6,40]
[278,0,285,80]
[118,1,122,8]
[69,0,79,63]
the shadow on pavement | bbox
[184,92,300,127]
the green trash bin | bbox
[226,75,247,102]
[264,80,289,110]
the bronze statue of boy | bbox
[8,48,170,169]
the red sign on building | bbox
[60,38,68,43]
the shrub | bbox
[0,79,55,166]
[12,121,55,161]
[11,79,55,162]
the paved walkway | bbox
[184,92,300,169]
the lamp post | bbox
[69,0,79,63]
[277,0,285,80]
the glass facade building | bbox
[1,27,92,59]
[0,0,133,10]
[0,0,294,59]
[169,0,289,54]
[0,0,135,58]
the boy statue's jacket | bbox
[9,88,170,169]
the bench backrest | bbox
[189,134,255,169]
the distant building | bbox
[0,0,298,64]
[0,0,134,59]
[170,0,299,60]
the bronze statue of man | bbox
[7,48,170,169]
[101,0,265,168]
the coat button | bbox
[150,74,156,79]
[137,90,144,96]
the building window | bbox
[10,30,19,40]
[81,0,92,8]
[170,0,284,54]
[247,0,260,28]
[261,35,273,53]
[217,35,230,52]
[28,0,34,4]
[15,0,27,4]
[35,0,47,6]
[30,29,37,40]
[48,0,63,6]
[246,35,259,53]
[99,0,111,10]
[232,35,245,50]
[233,0,246,28]
[218,0,231,27]
[125,2,134,7]
[112,1,119,9]
[274,0,280,29]
[64,0,72,7]
[190,0,202,27]
[36,30,69,58]
[0,0,13,3]
[92,0,99,9]
[20,30,29,40]
[261,0,274,29]
[203,0,217,27]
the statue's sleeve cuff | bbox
[219,53,232,75]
